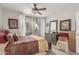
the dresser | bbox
[68,31,76,53]
[51,32,58,45]
[45,32,58,49]
[45,33,52,49]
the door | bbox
[76,12,79,53]
[49,20,58,45]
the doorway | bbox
[49,20,58,45]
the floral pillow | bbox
[13,33,19,42]
[6,33,14,43]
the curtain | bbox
[19,14,26,36]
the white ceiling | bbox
[0,3,79,16]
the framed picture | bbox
[60,19,71,31]
[8,18,18,29]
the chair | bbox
[56,33,69,52]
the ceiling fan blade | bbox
[32,8,37,10]
[37,11,42,15]
[37,8,46,10]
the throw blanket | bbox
[4,35,48,55]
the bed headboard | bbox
[0,32,7,43]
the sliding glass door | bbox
[25,16,46,37]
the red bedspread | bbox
[5,36,39,55]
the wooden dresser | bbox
[68,31,76,53]
[45,33,52,49]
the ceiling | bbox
[0,3,79,16]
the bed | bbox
[0,35,48,55]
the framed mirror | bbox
[49,20,58,34]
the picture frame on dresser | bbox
[8,18,18,29]
[60,19,71,31]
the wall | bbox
[50,10,75,32]
[0,7,21,34]
[46,6,78,33]
[0,7,3,28]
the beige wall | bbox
[0,7,20,34]
[0,7,3,28]
[46,6,77,33]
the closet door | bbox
[76,12,79,53]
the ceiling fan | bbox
[32,3,46,15]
